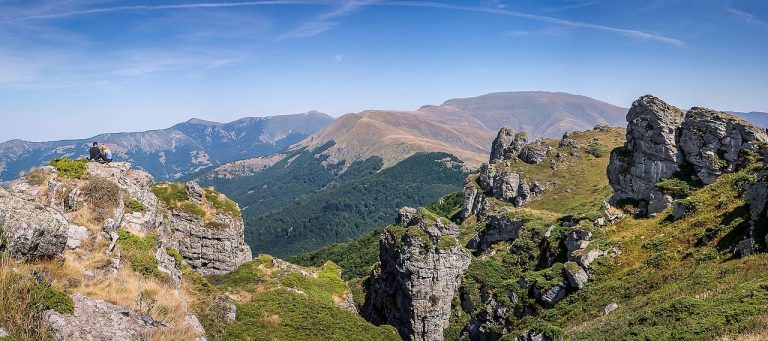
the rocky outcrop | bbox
[164,207,252,277]
[519,141,551,165]
[608,95,768,214]
[0,188,68,259]
[607,95,685,213]
[679,108,768,184]
[468,213,525,254]
[363,208,471,341]
[44,294,166,340]
[490,127,528,163]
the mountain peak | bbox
[185,118,223,126]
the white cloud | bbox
[727,7,768,29]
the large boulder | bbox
[468,213,525,254]
[363,210,471,341]
[0,188,68,259]
[678,108,768,184]
[44,294,166,340]
[607,95,685,211]
[519,142,551,165]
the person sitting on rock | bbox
[88,142,101,161]
[99,145,113,164]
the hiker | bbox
[88,142,101,161]
[99,145,113,163]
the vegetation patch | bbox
[116,230,162,278]
[204,189,241,218]
[584,142,608,158]
[124,198,146,213]
[655,178,693,198]
[49,157,88,179]
[82,176,121,219]
[23,168,48,186]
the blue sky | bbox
[0,0,766,141]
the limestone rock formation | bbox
[468,213,524,254]
[607,95,767,214]
[490,127,527,162]
[607,95,685,213]
[44,294,166,340]
[679,108,768,184]
[519,141,551,165]
[0,188,68,259]
[363,209,471,341]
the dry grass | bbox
[720,315,768,340]
[260,313,283,327]
[0,253,52,341]
[81,176,121,222]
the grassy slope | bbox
[205,255,399,340]
[291,127,768,340]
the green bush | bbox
[656,178,693,198]
[124,199,145,213]
[116,230,161,278]
[151,183,188,207]
[32,283,74,315]
[49,158,88,179]
[585,143,608,158]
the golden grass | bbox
[0,254,52,341]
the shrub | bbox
[125,199,146,213]
[205,221,229,229]
[655,178,693,198]
[32,282,74,315]
[151,183,188,207]
[437,236,458,249]
[585,143,608,158]
[730,172,757,189]
[23,169,47,186]
[49,157,88,179]
[82,176,121,219]
[116,230,161,278]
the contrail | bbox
[4,0,684,46]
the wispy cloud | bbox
[0,0,684,46]
[279,0,378,40]
[727,7,768,29]
[542,1,596,13]
[505,27,569,37]
[376,1,684,46]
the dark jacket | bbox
[89,146,101,161]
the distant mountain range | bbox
[0,111,333,181]
[731,111,768,128]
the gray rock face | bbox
[607,95,685,208]
[604,303,619,315]
[363,212,471,341]
[156,247,183,288]
[679,108,768,184]
[164,210,252,277]
[468,213,525,254]
[0,325,8,337]
[608,96,768,214]
[213,297,237,324]
[490,127,528,162]
[538,284,567,308]
[493,172,522,202]
[747,154,768,228]
[44,294,165,340]
[519,142,551,165]
[0,188,68,259]
[565,229,592,261]
[563,263,589,289]
[66,225,88,249]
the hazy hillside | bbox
[441,91,627,138]
[731,111,768,128]
[0,111,333,181]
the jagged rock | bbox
[66,225,88,249]
[565,229,592,261]
[608,95,685,211]
[530,181,545,196]
[604,303,619,315]
[156,247,183,288]
[563,262,589,289]
[538,284,567,308]
[186,181,205,204]
[736,238,755,257]
[602,201,624,223]
[549,159,557,170]
[647,189,674,215]
[514,331,554,341]
[559,133,579,148]
[469,213,525,254]
[490,127,528,162]
[493,172,521,202]
[184,315,207,341]
[461,186,478,220]
[397,207,419,227]
[573,249,606,269]
[670,200,690,220]
[0,188,68,259]
[593,218,607,227]
[44,294,165,340]
[519,142,551,165]
[679,108,768,184]
[477,163,496,191]
[363,212,471,341]
[0,326,8,337]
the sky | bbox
[0,0,766,142]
